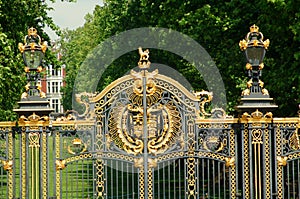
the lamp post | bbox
[14,27,53,117]
[236,25,277,114]
[13,27,54,199]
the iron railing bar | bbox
[82,160,84,199]
[158,162,160,199]
[195,158,199,199]
[111,160,113,198]
[224,162,226,199]
[218,161,221,198]
[168,160,171,199]
[121,162,124,199]
[116,161,119,199]
[208,158,210,198]
[76,161,79,198]
[87,159,90,198]
[163,161,166,199]
[173,160,176,199]
[213,159,215,198]
[184,158,187,199]
[66,165,68,199]
[131,162,134,199]
[287,163,290,199]
[297,159,300,198]
[93,159,96,199]
[292,160,295,199]
[104,160,107,199]
[126,162,129,199]
[179,159,181,199]
[0,144,2,197]
[202,158,205,198]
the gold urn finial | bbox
[250,24,259,33]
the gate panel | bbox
[84,53,236,199]
[275,120,300,199]
[53,121,96,198]
[0,123,14,199]
[196,121,237,199]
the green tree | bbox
[60,0,300,117]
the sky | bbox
[45,0,103,40]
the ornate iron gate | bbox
[0,28,300,199]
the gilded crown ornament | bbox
[250,24,259,32]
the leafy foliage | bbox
[60,0,300,116]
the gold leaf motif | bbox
[56,159,66,170]
[263,39,270,49]
[277,156,288,166]
[1,160,13,172]
[289,129,300,150]
[264,112,273,118]
[239,39,248,50]
[246,63,252,70]
[262,88,269,95]
[259,63,264,70]
[134,158,143,168]
[148,158,157,168]
[247,79,253,88]
[225,157,235,167]
[241,88,250,96]
[259,80,264,88]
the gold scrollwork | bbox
[75,92,97,119]
[194,90,213,118]
[130,69,159,98]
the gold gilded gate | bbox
[0,26,300,199]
